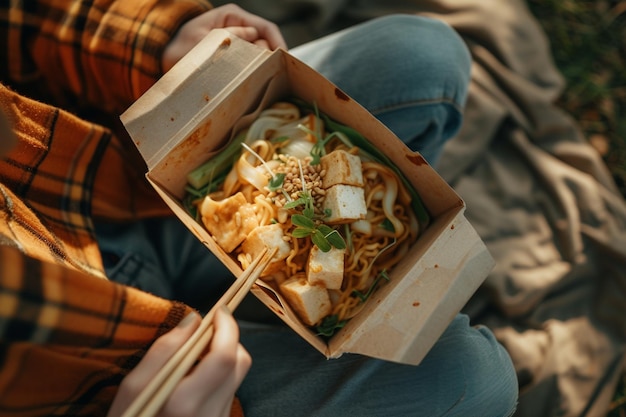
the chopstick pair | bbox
[121,246,277,417]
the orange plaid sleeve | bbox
[0,1,253,414]
[0,80,196,416]
[0,244,192,416]
[1,0,212,114]
[0,82,112,274]
[1,0,214,221]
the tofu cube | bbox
[241,224,291,276]
[279,276,332,326]
[307,246,345,290]
[321,150,364,188]
[200,192,258,253]
[323,184,367,224]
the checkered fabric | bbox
[0,1,233,415]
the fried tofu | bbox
[307,246,345,290]
[323,184,367,224]
[200,192,258,253]
[319,149,367,224]
[241,223,291,277]
[321,150,364,188]
[279,276,331,326]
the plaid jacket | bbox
[0,1,246,416]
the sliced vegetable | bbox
[186,131,247,190]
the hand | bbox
[107,308,251,417]
[162,3,287,72]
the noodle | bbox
[188,101,422,333]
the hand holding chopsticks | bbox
[119,247,277,417]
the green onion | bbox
[186,131,247,190]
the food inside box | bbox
[182,99,430,337]
[121,29,493,364]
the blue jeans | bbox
[98,14,517,417]
[291,14,471,166]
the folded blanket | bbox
[215,1,626,415]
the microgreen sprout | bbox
[343,223,354,252]
[268,173,285,192]
[241,142,276,180]
[279,143,347,251]
[291,214,346,252]
[306,130,354,165]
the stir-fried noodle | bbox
[186,101,421,334]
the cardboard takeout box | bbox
[121,29,494,365]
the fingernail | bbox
[178,312,199,327]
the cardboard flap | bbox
[121,34,494,365]
[328,213,494,364]
[120,29,272,170]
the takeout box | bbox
[120,29,494,366]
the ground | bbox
[526,1,625,415]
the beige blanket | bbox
[215,1,626,415]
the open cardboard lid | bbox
[121,30,494,365]
[122,31,272,171]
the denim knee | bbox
[359,15,472,164]
[348,14,471,113]
[293,14,472,165]
[433,316,519,417]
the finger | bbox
[224,26,261,44]
[106,312,200,416]
[254,39,271,50]
[227,17,285,50]
[195,306,245,388]
[204,4,287,50]
[224,27,273,51]
[197,344,251,417]
[160,308,251,416]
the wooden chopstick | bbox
[121,246,277,417]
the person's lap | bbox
[98,14,517,416]
[97,213,517,416]
[237,314,517,417]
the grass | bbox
[526,1,626,416]
[527,0,626,197]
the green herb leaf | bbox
[302,200,315,218]
[268,173,285,192]
[327,232,347,249]
[318,225,346,250]
[316,224,333,235]
[316,314,348,337]
[284,197,306,210]
[291,214,315,229]
[311,231,332,252]
[309,143,324,165]
[292,227,313,238]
